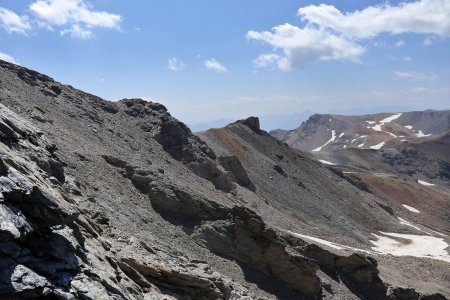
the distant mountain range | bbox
[271,109,450,196]
[271,110,450,152]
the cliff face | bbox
[0,60,448,300]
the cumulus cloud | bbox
[394,71,439,81]
[253,53,281,69]
[203,59,227,73]
[0,8,30,34]
[0,52,17,64]
[60,24,92,39]
[248,0,450,70]
[29,0,122,38]
[248,24,364,69]
[297,0,450,39]
[167,57,185,71]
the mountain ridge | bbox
[0,59,449,299]
[271,110,450,152]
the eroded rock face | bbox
[118,98,236,192]
[218,156,255,191]
[0,101,253,300]
[237,117,260,132]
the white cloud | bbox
[253,53,280,68]
[247,24,364,69]
[297,0,450,39]
[0,8,30,34]
[0,52,17,64]
[167,57,185,71]
[203,58,227,73]
[395,40,406,47]
[423,37,433,46]
[395,71,439,81]
[249,0,450,69]
[29,0,122,38]
[403,56,412,62]
[60,24,93,39]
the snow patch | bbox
[370,142,385,149]
[416,130,432,138]
[312,130,336,152]
[368,113,402,132]
[386,132,397,138]
[398,217,430,235]
[370,232,450,263]
[288,231,371,254]
[418,180,435,186]
[358,143,364,148]
[366,121,376,124]
[339,133,344,138]
[370,124,382,131]
[381,113,403,123]
[319,159,336,166]
[402,204,420,213]
[404,125,413,130]
[285,229,450,263]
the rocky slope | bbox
[0,59,449,299]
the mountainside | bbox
[0,60,449,300]
[272,111,450,152]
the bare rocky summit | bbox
[0,60,449,299]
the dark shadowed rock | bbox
[237,116,260,132]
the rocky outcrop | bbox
[146,179,448,300]
[146,181,322,299]
[233,117,261,133]
[118,98,236,192]
[218,156,255,191]
[0,95,252,300]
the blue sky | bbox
[1,0,450,130]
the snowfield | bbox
[312,130,336,152]
[287,218,450,263]
[370,232,450,263]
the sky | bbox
[1,0,450,130]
